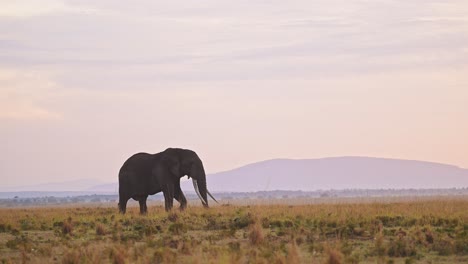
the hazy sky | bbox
[1,0,468,188]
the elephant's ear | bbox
[162,154,180,176]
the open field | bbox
[0,197,467,263]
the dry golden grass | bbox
[95,223,106,236]
[325,247,343,264]
[248,221,264,246]
[0,197,467,263]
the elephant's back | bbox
[118,153,162,196]
[119,152,156,176]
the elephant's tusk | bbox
[192,179,207,205]
[207,190,218,203]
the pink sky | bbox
[1,0,468,188]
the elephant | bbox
[118,148,217,214]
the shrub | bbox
[96,223,106,236]
[62,249,81,264]
[325,247,343,264]
[455,237,468,254]
[231,213,254,229]
[167,212,178,222]
[433,235,454,256]
[168,223,186,235]
[261,217,270,228]
[110,246,127,264]
[6,239,19,249]
[270,219,283,228]
[387,237,416,257]
[62,221,73,235]
[228,241,241,253]
[249,222,264,246]
[283,219,294,228]
[180,241,193,255]
[19,219,34,231]
[153,248,177,264]
[373,233,387,256]
[425,229,434,244]
[37,245,53,257]
[345,251,361,264]
[287,241,300,264]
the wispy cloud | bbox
[0,0,467,187]
[0,0,100,18]
[0,102,62,120]
[0,68,62,120]
[0,0,466,81]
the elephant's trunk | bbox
[191,159,218,207]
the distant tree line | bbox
[1,188,467,207]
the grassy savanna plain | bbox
[0,197,467,263]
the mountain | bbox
[1,179,106,192]
[200,157,468,192]
[3,157,468,193]
[86,183,119,193]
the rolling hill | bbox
[3,157,467,193]
[200,157,468,192]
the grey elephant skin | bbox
[118,148,217,214]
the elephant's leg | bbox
[118,196,129,214]
[174,184,187,211]
[163,184,175,212]
[138,195,148,215]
